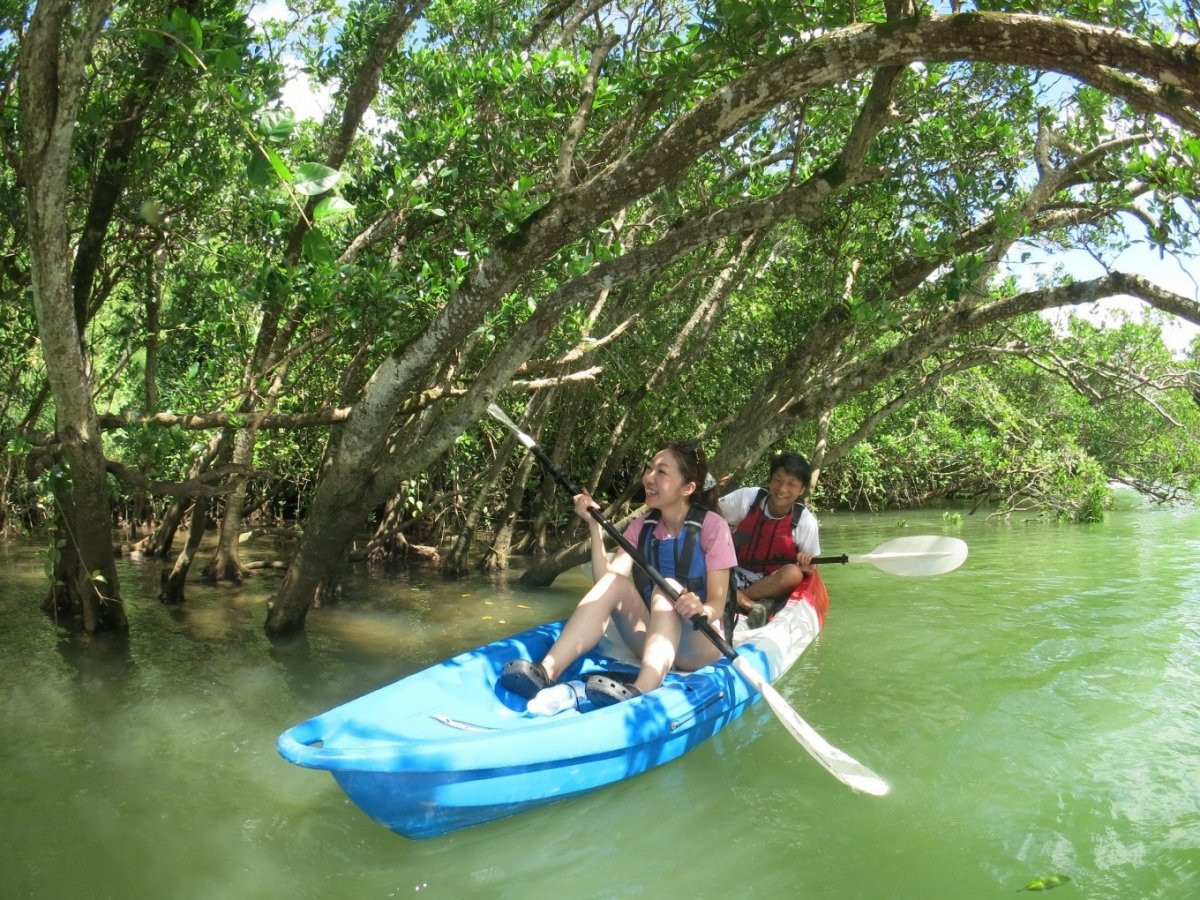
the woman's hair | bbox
[660,441,719,509]
[768,451,813,493]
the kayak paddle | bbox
[800,535,968,577]
[487,403,889,797]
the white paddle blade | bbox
[731,657,889,796]
[849,535,968,576]
[486,403,538,450]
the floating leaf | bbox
[1020,874,1071,892]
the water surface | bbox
[1,499,1197,898]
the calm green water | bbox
[2,497,1198,899]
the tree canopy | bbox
[3,0,1199,635]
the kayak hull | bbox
[278,574,826,838]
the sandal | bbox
[585,673,642,707]
[500,659,551,699]
[591,669,637,685]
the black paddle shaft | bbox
[762,553,849,565]
[520,439,738,661]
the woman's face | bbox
[643,449,695,509]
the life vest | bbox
[732,488,805,575]
[632,502,710,605]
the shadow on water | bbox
[53,628,137,691]
[266,629,337,701]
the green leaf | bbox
[259,110,295,143]
[302,229,335,263]
[314,196,355,222]
[264,147,293,183]
[246,148,274,186]
[213,47,240,72]
[247,144,293,187]
[293,163,341,196]
[169,8,203,51]
[1178,136,1200,170]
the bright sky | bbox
[1007,242,1200,357]
[248,0,335,119]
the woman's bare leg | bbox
[541,572,646,682]
[636,603,681,692]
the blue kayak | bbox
[277,574,828,838]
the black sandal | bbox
[585,673,642,707]
[746,601,769,630]
[500,659,551,699]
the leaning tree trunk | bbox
[159,497,209,604]
[135,494,185,558]
[483,440,538,572]
[267,489,365,634]
[136,430,224,557]
[205,428,254,584]
[19,0,125,633]
[441,430,519,576]
[529,401,583,555]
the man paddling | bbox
[718,451,821,628]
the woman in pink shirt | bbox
[502,441,737,706]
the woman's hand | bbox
[796,551,816,572]
[673,589,707,621]
[573,491,600,523]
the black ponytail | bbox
[662,441,718,510]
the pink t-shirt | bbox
[622,509,738,572]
